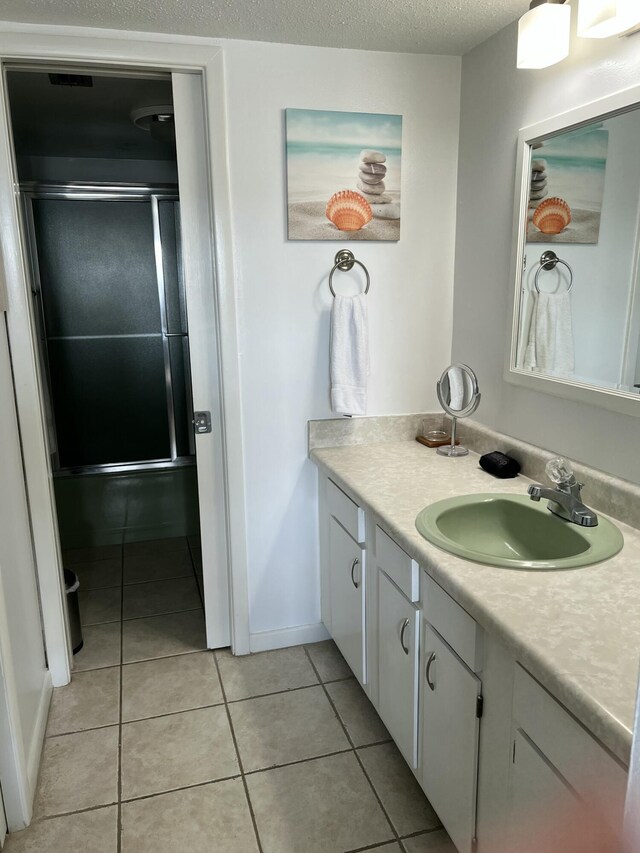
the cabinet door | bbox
[329,517,366,684]
[377,570,419,767]
[422,623,481,853]
[509,730,618,853]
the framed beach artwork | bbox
[285,108,402,241]
[527,125,609,244]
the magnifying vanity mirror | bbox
[507,82,640,417]
[436,363,481,457]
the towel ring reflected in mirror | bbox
[534,250,574,294]
[328,249,371,297]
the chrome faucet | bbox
[527,458,598,527]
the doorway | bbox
[4,66,228,672]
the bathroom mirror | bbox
[436,363,480,457]
[507,83,640,417]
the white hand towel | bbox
[523,291,574,376]
[330,293,369,416]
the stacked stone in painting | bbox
[356,149,400,220]
[530,158,548,208]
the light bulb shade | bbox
[577,0,640,38]
[517,2,571,69]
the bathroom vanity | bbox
[312,430,635,853]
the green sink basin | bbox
[415,494,623,569]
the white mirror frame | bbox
[505,81,640,418]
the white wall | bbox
[453,21,640,483]
[222,41,461,638]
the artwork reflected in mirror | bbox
[515,106,640,396]
[527,125,608,245]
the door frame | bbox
[0,26,251,688]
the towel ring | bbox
[534,250,573,294]
[329,249,371,297]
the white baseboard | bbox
[27,672,52,800]
[249,622,330,653]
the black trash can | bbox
[64,569,84,654]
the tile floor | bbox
[5,537,457,853]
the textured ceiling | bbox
[0,0,530,55]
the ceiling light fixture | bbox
[517,0,571,69]
[577,0,640,38]
[130,104,174,132]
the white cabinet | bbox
[329,516,366,684]
[377,569,419,767]
[506,665,626,853]
[421,622,482,853]
[317,472,627,853]
[509,730,591,853]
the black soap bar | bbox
[479,451,521,479]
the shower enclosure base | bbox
[54,464,200,549]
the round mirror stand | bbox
[435,363,481,458]
[437,414,468,457]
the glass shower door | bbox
[26,191,193,472]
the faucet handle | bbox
[545,457,576,486]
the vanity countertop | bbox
[311,439,640,766]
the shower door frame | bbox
[0,36,251,819]
[21,183,195,475]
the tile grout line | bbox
[211,651,265,853]
[34,736,438,827]
[82,604,202,630]
[68,646,206,675]
[302,645,403,848]
[21,800,120,827]
[346,841,405,853]
[45,686,393,744]
[243,747,355,777]
[83,573,196,594]
[20,768,250,826]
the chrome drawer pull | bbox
[350,558,360,589]
[399,617,410,655]
[426,652,437,691]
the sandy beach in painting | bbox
[288,199,401,241]
[527,208,601,244]
[286,109,402,241]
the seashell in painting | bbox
[532,197,572,235]
[325,190,373,232]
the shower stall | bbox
[22,182,200,546]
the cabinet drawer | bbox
[513,665,627,837]
[376,526,419,602]
[424,573,482,672]
[327,479,365,544]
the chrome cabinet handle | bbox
[425,652,437,691]
[399,617,410,655]
[350,558,360,589]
